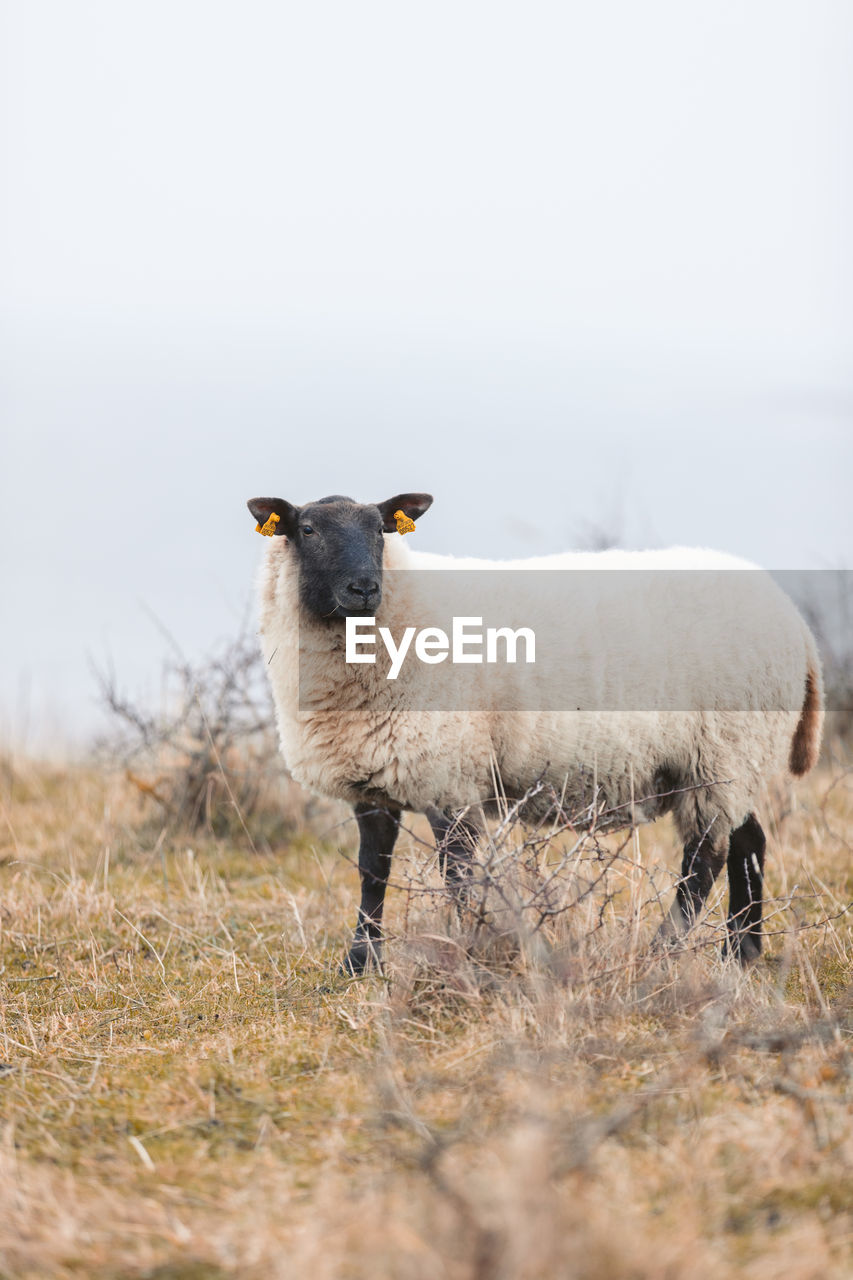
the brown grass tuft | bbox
[0,753,852,1277]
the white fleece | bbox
[255,535,822,853]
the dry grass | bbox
[1,752,852,1279]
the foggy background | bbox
[1,1,851,753]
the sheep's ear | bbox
[247,497,298,537]
[376,493,433,532]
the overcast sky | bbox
[1,1,851,752]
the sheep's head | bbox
[246,492,433,619]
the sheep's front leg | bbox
[427,808,478,904]
[342,804,401,976]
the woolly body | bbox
[256,535,822,849]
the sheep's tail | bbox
[789,644,824,777]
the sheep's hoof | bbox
[339,936,381,977]
[723,931,762,967]
[651,916,686,954]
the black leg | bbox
[427,808,478,899]
[675,829,728,931]
[342,804,401,975]
[656,825,728,948]
[725,812,766,965]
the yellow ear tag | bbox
[394,509,416,535]
[256,512,280,536]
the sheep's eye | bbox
[301,525,315,536]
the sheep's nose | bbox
[347,579,380,606]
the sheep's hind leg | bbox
[427,808,479,910]
[342,804,401,976]
[656,826,728,950]
[724,813,766,965]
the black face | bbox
[291,497,385,619]
[246,491,433,620]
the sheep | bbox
[247,491,824,974]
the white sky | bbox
[1,1,851,750]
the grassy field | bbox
[1,752,852,1279]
